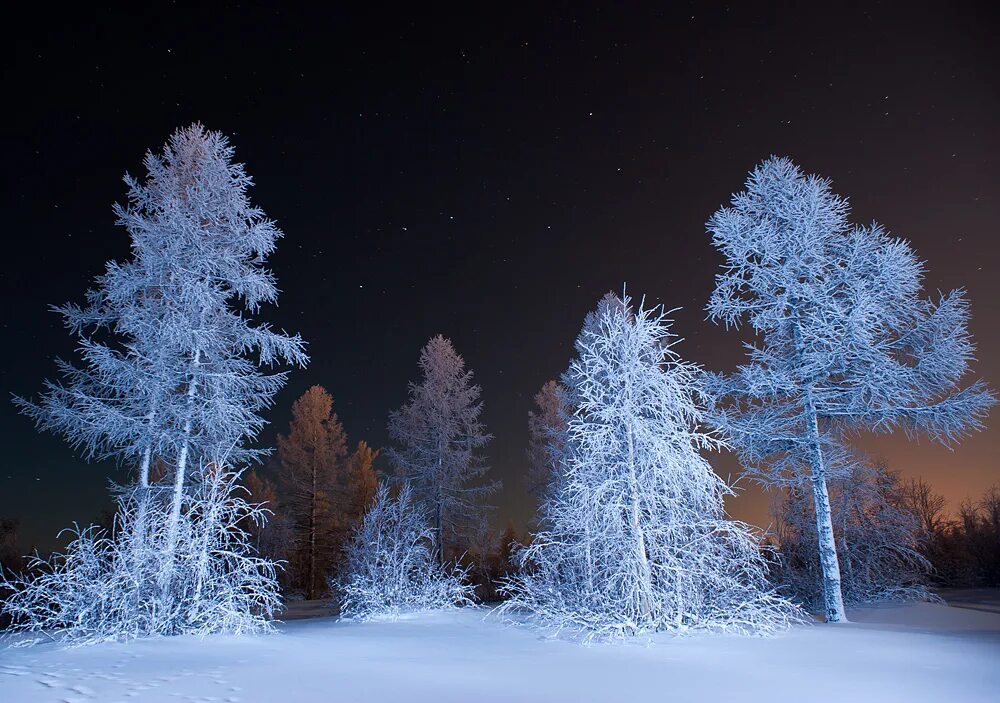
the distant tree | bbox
[502,292,800,639]
[705,156,995,622]
[277,385,347,599]
[243,469,289,567]
[9,124,304,636]
[337,483,473,620]
[901,476,947,541]
[387,336,497,563]
[345,441,380,522]
[955,485,1000,586]
[526,380,569,504]
[0,518,23,576]
[496,520,520,577]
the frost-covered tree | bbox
[277,385,348,598]
[345,440,380,522]
[10,124,305,634]
[774,456,934,607]
[387,336,497,563]
[526,380,569,503]
[337,483,474,620]
[501,292,800,639]
[705,156,995,622]
[1,458,281,644]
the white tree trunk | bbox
[804,389,847,623]
[625,420,654,622]
[132,400,159,573]
[192,465,222,612]
[160,348,201,600]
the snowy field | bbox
[2,600,998,703]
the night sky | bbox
[2,4,998,550]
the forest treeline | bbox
[4,420,998,601]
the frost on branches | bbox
[501,293,800,640]
[704,156,994,622]
[337,483,474,621]
[1,461,281,645]
[6,124,305,642]
[774,451,935,608]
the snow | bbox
[2,601,998,702]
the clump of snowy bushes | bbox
[337,483,474,621]
[1,464,281,646]
[499,293,803,640]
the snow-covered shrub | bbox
[500,293,802,640]
[0,463,281,646]
[337,483,474,620]
[774,458,936,608]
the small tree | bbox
[337,483,473,620]
[705,156,995,622]
[387,336,497,563]
[502,292,800,639]
[277,385,348,599]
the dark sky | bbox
[2,3,998,549]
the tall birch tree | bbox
[16,123,307,600]
[704,156,995,622]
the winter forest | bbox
[3,6,1000,702]
[1,123,997,699]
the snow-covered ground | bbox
[2,601,998,703]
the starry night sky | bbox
[2,3,998,549]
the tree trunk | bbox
[625,421,654,624]
[192,464,222,613]
[435,489,444,568]
[309,456,317,600]
[132,398,158,554]
[160,348,201,602]
[436,448,444,567]
[804,389,848,623]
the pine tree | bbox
[502,292,799,638]
[387,336,497,564]
[14,123,306,616]
[277,385,347,599]
[705,156,995,622]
